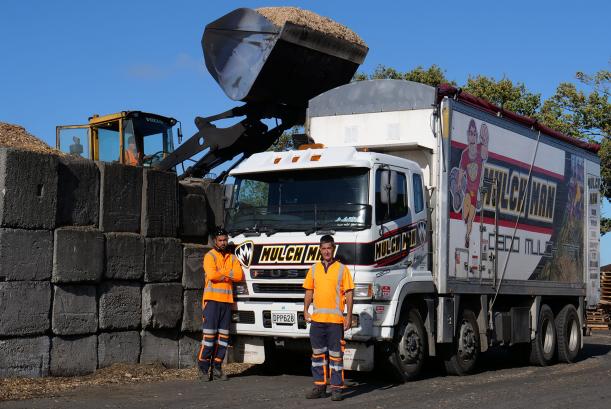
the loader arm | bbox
[155,103,302,178]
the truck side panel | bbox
[438,101,600,297]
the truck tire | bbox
[388,307,427,381]
[529,304,556,366]
[444,309,480,376]
[555,304,581,363]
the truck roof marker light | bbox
[298,143,325,150]
[292,156,300,163]
[273,157,281,164]
[357,147,369,152]
[310,155,321,161]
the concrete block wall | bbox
[0,148,218,378]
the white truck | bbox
[224,79,601,380]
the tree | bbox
[462,75,542,117]
[353,64,454,87]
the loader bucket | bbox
[203,8,368,107]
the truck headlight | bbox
[234,282,249,295]
[353,283,373,298]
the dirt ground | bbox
[0,363,252,402]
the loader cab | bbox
[56,111,179,167]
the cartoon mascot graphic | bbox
[450,119,489,248]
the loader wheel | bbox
[555,304,581,363]
[444,309,480,375]
[388,307,427,382]
[529,304,556,366]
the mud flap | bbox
[227,336,265,364]
[343,342,374,371]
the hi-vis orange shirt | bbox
[302,260,355,324]
[203,248,244,303]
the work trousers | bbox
[198,300,231,373]
[310,321,346,388]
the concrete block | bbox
[97,161,142,233]
[179,333,201,369]
[140,330,179,368]
[182,289,203,333]
[0,228,52,281]
[182,244,210,289]
[0,336,51,377]
[178,179,208,239]
[0,148,58,229]
[57,156,100,226]
[98,331,140,368]
[0,281,51,336]
[141,169,178,238]
[142,283,183,329]
[52,285,97,335]
[204,182,225,232]
[144,237,182,282]
[98,282,141,330]
[105,233,144,280]
[51,335,97,376]
[52,227,104,283]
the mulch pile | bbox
[256,7,366,46]
[0,362,253,401]
[0,121,62,155]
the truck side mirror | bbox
[380,170,399,205]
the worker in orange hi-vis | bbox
[125,135,139,165]
[303,235,355,401]
[197,227,244,381]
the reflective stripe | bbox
[203,341,215,347]
[203,329,217,335]
[329,364,343,371]
[217,339,228,347]
[312,347,328,354]
[218,329,230,335]
[204,287,233,295]
[336,264,344,315]
[209,251,217,264]
[312,360,328,367]
[329,350,341,358]
[313,307,343,317]
[214,357,223,362]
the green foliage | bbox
[354,64,455,87]
[463,75,542,117]
[268,126,302,152]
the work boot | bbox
[212,366,228,381]
[198,369,212,382]
[331,388,343,401]
[305,386,326,399]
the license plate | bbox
[272,311,296,326]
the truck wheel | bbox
[529,304,556,366]
[444,309,480,375]
[555,304,581,363]
[388,307,427,381]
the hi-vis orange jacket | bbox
[203,248,244,303]
[302,260,355,324]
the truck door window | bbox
[413,173,424,214]
[375,169,408,224]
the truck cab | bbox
[56,111,179,167]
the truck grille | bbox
[250,269,308,279]
[252,283,305,294]
[232,310,255,324]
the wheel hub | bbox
[400,324,421,363]
[458,321,476,359]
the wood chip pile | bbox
[0,122,62,155]
[256,7,366,46]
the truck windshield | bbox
[227,168,371,234]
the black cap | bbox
[213,226,228,238]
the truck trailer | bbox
[225,79,602,380]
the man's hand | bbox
[343,314,352,331]
[304,310,312,323]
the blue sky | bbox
[1,0,609,263]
